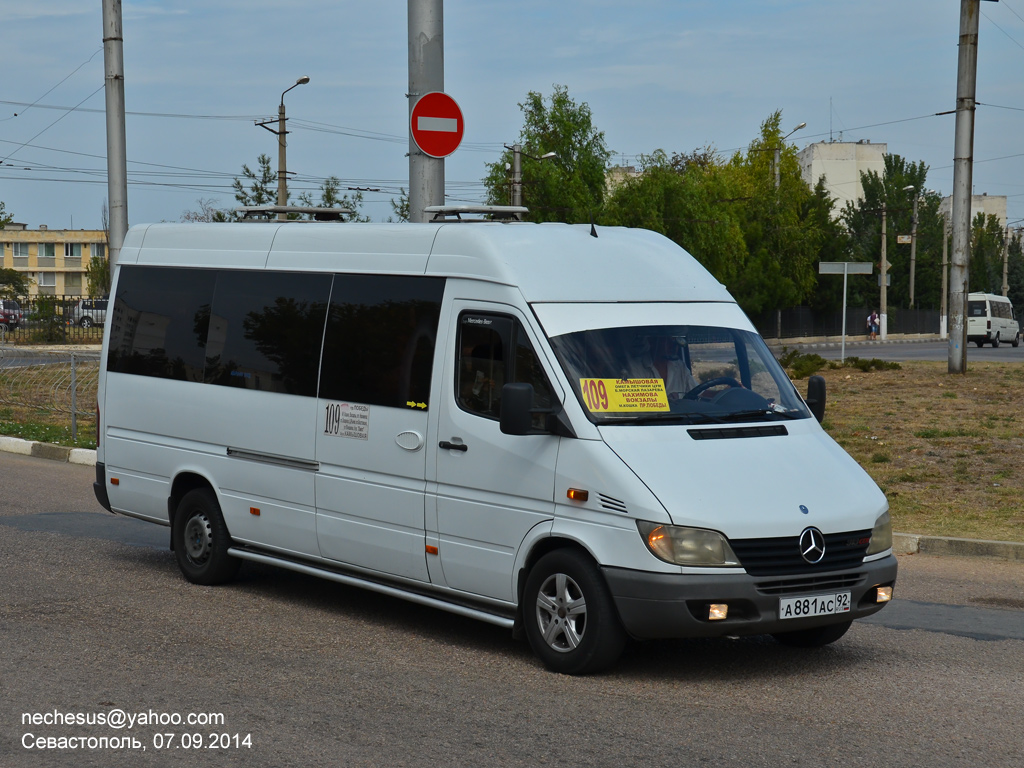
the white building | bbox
[938,194,1006,229]
[798,140,887,218]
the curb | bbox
[2,437,1022,562]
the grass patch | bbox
[793,360,1024,543]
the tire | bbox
[79,316,93,328]
[992,334,1000,348]
[772,619,852,648]
[976,340,985,348]
[171,488,240,585]
[1013,333,1020,348]
[522,549,626,675]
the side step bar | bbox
[227,547,516,630]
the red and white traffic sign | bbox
[410,92,464,158]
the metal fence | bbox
[0,295,106,344]
[0,347,100,440]
[750,306,942,340]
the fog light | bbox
[875,586,893,603]
[708,604,729,621]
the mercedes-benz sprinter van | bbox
[93,217,897,674]
[967,292,1020,347]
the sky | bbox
[2,1,1024,230]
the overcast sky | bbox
[2,1,1023,230]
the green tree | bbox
[0,268,29,298]
[482,85,610,222]
[723,111,822,313]
[602,149,748,289]
[232,154,278,208]
[297,176,369,222]
[841,154,944,309]
[86,253,111,296]
[0,201,11,229]
[970,213,1008,295]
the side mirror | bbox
[806,375,826,423]
[500,382,574,437]
[500,383,536,435]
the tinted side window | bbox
[319,275,445,408]
[107,266,216,381]
[457,312,554,427]
[204,271,331,396]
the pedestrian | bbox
[867,310,879,340]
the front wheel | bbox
[772,620,852,648]
[522,549,626,675]
[171,488,240,585]
[79,316,93,328]
[1013,333,1020,348]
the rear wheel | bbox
[171,488,239,585]
[79,316,93,328]
[992,334,1001,348]
[522,549,626,675]
[976,340,985,348]
[772,620,852,648]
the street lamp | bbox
[505,144,557,207]
[256,76,311,221]
[774,122,806,189]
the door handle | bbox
[438,440,468,452]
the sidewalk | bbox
[2,434,1021,562]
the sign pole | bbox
[820,262,874,363]
[408,0,444,223]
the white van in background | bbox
[967,292,1019,347]
[92,211,897,674]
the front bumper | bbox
[603,554,898,640]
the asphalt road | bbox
[1,452,1022,767]
[790,337,1024,363]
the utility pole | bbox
[408,0,444,223]
[511,144,522,207]
[102,0,128,272]
[909,192,919,308]
[949,0,985,374]
[257,77,311,221]
[880,203,888,340]
[1002,225,1010,296]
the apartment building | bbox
[1,224,107,296]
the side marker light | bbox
[249,507,261,516]
[566,488,589,502]
[110,478,119,486]
[425,545,439,556]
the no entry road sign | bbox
[410,92,464,158]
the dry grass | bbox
[799,360,1024,543]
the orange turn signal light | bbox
[110,478,119,486]
[425,545,439,556]
[566,488,589,502]
[249,507,261,516]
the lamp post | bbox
[506,144,557,207]
[257,76,310,221]
[774,122,806,189]
[904,185,919,308]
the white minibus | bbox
[967,292,1020,347]
[93,214,897,674]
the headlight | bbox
[865,511,892,555]
[636,521,740,567]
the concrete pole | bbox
[880,203,888,340]
[408,0,444,223]
[102,0,128,272]
[1001,226,1009,296]
[511,144,522,207]
[909,194,919,308]
[949,0,981,374]
[773,146,781,190]
[277,102,288,221]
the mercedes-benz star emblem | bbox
[799,527,826,564]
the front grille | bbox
[730,530,871,577]
[755,572,866,596]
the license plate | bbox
[779,592,851,620]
